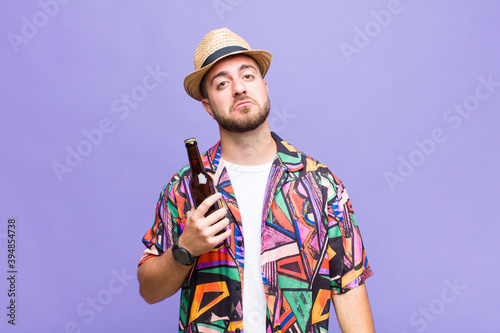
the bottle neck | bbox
[186,143,204,173]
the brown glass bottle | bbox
[185,138,220,216]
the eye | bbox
[243,74,253,80]
[217,81,228,89]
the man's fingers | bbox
[206,206,227,222]
[194,192,223,217]
[211,218,231,242]
[181,194,230,255]
[217,226,232,242]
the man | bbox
[137,28,374,333]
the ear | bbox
[202,98,215,120]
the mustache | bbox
[230,95,256,111]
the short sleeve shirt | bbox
[139,132,373,333]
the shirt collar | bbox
[202,132,306,174]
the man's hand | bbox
[138,192,231,304]
[178,192,231,257]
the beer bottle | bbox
[184,138,221,216]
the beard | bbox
[210,95,271,133]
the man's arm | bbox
[137,193,231,304]
[137,247,192,304]
[331,284,375,333]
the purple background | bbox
[1,0,499,332]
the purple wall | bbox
[1,0,499,332]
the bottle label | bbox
[198,174,207,184]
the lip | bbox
[233,100,254,111]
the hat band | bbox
[201,45,248,68]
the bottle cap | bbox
[184,137,197,145]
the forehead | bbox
[205,54,260,79]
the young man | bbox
[137,28,374,333]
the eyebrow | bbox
[210,64,258,85]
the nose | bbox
[232,78,246,97]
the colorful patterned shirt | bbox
[140,132,373,333]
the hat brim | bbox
[184,49,272,101]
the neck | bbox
[219,121,277,166]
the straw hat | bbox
[183,28,272,101]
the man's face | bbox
[201,54,270,133]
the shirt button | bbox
[237,240,242,246]
[235,329,241,333]
[236,283,241,290]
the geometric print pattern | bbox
[140,132,373,332]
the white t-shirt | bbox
[223,159,272,332]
